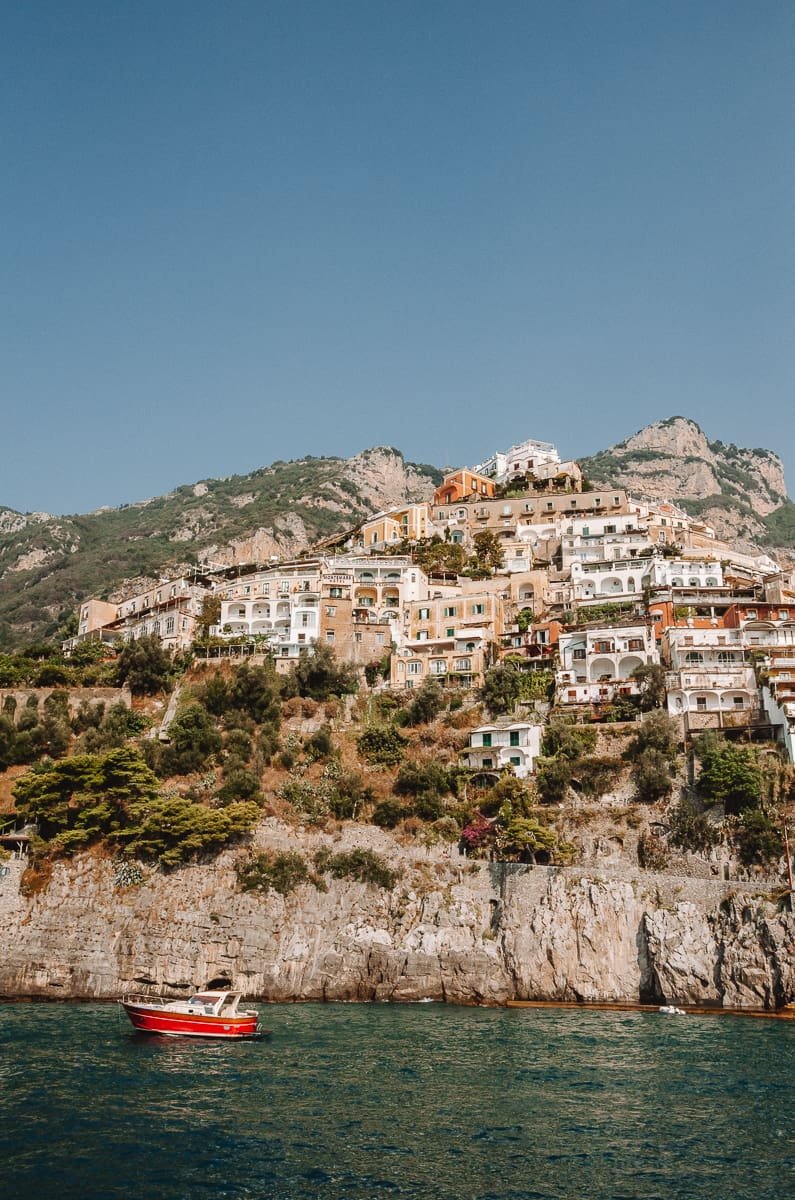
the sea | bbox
[1,1001,792,1200]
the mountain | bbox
[0,448,442,648]
[580,416,795,550]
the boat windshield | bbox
[189,993,219,1005]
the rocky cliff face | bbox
[580,416,791,548]
[1,824,792,1010]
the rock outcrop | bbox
[580,416,790,548]
[1,825,792,1009]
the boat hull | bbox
[121,1002,260,1039]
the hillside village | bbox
[2,426,795,1008]
[60,432,795,763]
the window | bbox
[482,758,493,768]
[696,697,707,711]
[509,731,520,747]
[417,631,429,641]
[510,756,521,766]
[355,631,363,643]
[503,505,511,516]
[454,657,472,671]
[443,606,457,617]
[472,603,485,615]
[408,661,422,674]
[446,627,455,638]
[330,587,343,599]
[325,631,335,643]
[733,696,745,707]
[326,606,337,617]
[430,660,447,674]
[376,633,385,645]
[166,616,175,634]
[482,733,492,747]
[780,611,789,621]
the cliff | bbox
[2,823,792,1010]
[580,416,793,550]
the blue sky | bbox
[3,1,793,514]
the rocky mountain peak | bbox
[615,416,710,461]
[580,416,791,551]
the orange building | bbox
[433,469,496,507]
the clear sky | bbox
[3,1,793,515]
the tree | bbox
[631,662,667,711]
[625,711,679,763]
[160,703,222,776]
[541,718,597,760]
[631,748,674,804]
[116,634,172,695]
[404,677,445,726]
[283,643,358,702]
[480,663,523,715]
[471,531,505,573]
[696,736,762,814]
[12,747,160,850]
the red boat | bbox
[120,989,262,1039]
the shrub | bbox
[461,811,494,854]
[412,792,446,821]
[215,767,262,805]
[371,798,410,829]
[304,725,334,761]
[328,771,373,820]
[357,725,407,766]
[315,848,399,889]
[638,831,670,870]
[573,755,624,799]
[404,678,445,726]
[535,757,573,805]
[733,809,783,866]
[393,760,452,799]
[668,800,721,854]
[236,850,311,895]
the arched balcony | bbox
[589,656,617,682]
[618,655,645,679]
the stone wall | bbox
[1,822,792,1009]
[0,687,132,718]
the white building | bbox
[556,621,658,705]
[663,627,758,723]
[213,555,428,664]
[460,722,542,778]
[475,438,561,485]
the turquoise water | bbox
[1,1002,793,1199]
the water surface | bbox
[1,1002,792,1199]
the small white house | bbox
[460,722,542,778]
